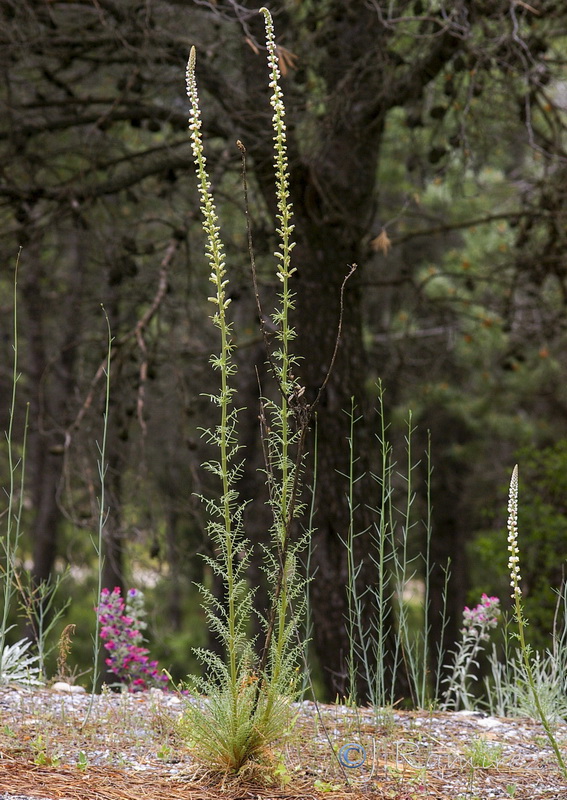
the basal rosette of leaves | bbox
[96,587,167,691]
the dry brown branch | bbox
[134,238,174,436]
[64,237,178,444]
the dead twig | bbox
[64,237,178,445]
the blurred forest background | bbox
[1,0,567,700]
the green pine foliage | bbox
[472,440,567,650]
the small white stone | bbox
[51,681,86,693]
[476,716,503,730]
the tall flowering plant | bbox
[441,593,500,710]
[96,587,167,691]
[506,465,567,777]
[179,8,307,775]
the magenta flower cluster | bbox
[461,593,500,641]
[442,593,501,710]
[96,587,168,691]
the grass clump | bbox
[464,736,503,769]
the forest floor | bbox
[0,686,566,800]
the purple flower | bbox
[95,586,168,692]
[460,594,500,640]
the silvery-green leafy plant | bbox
[343,385,437,714]
[0,638,43,687]
[441,594,500,711]
[180,7,308,776]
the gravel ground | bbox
[1,685,567,799]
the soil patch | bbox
[1,687,566,799]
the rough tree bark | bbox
[230,0,461,699]
[20,235,85,588]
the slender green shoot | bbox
[255,4,307,727]
[419,431,433,707]
[372,384,396,709]
[345,382,436,712]
[1,253,28,672]
[343,398,365,704]
[433,560,451,702]
[300,415,318,699]
[393,411,424,708]
[15,571,71,680]
[82,308,112,728]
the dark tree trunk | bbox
[100,422,124,594]
[21,236,84,588]
[289,196,368,692]
[166,509,183,632]
[236,342,272,649]
[100,307,126,596]
[231,1,385,700]
[229,0,461,701]
[22,259,65,587]
[27,451,62,586]
[424,412,473,694]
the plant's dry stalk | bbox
[56,624,76,683]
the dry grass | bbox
[1,687,566,800]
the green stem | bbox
[420,431,432,708]
[259,6,300,702]
[508,465,567,778]
[187,46,240,725]
[514,594,567,777]
[82,308,112,728]
[1,252,25,670]
[375,382,391,708]
[346,398,358,702]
